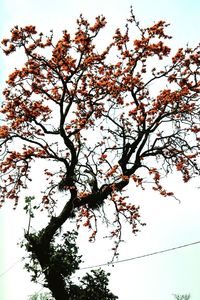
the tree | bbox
[74,269,118,299]
[0,8,200,300]
[173,294,191,300]
[26,230,117,300]
[28,292,53,300]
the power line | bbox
[79,240,200,270]
[0,259,22,278]
[0,240,200,278]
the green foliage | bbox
[49,231,82,279]
[173,294,191,300]
[22,230,81,283]
[25,229,118,299]
[77,269,118,300]
[28,269,117,300]
[28,292,53,300]
[65,269,118,299]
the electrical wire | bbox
[0,259,22,278]
[79,240,200,270]
[0,240,200,278]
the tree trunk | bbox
[45,270,69,300]
[26,180,131,300]
[27,233,70,300]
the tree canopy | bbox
[0,9,200,300]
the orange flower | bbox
[176,162,184,170]
[83,220,90,227]
[99,154,107,160]
[0,125,9,138]
[106,165,119,177]
[78,191,90,198]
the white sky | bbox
[0,0,200,299]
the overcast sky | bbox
[0,0,200,299]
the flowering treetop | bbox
[0,12,200,247]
